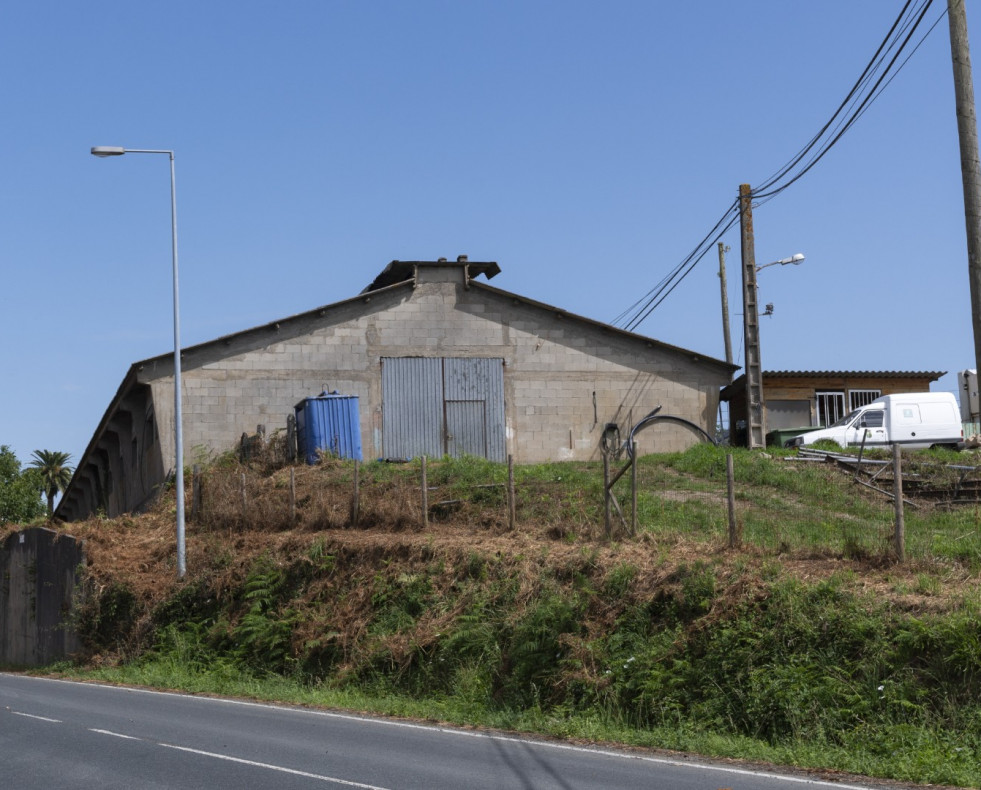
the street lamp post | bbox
[91,146,186,579]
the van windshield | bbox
[829,410,860,428]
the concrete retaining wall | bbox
[0,528,83,666]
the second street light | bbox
[91,145,186,579]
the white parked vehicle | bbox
[787,392,963,450]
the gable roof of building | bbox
[128,259,736,376]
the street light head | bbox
[757,253,806,272]
[90,146,126,157]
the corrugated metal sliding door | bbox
[445,401,486,458]
[382,357,505,461]
[382,357,443,460]
[443,357,505,461]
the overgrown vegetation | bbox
[13,445,981,788]
[0,445,45,524]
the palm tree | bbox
[30,450,73,517]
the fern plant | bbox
[232,560,296,673]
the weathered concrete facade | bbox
[0,528,83,666]
[58,260,734,521]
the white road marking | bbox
[89,728,143,741]
[4,674,882,789]
[158,743,392,789]
[12,711,61,723]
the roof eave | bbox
[470,280,737,374]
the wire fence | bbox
[187,440,981,568]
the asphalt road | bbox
[0,673,895,789]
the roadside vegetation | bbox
[0,445,46,525]
[8,444,981,788]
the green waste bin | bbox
[766,426,821,448]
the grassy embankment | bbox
[25,445,981,787]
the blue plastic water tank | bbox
[295,392,363,464]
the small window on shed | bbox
[849,389,881,409]
[816,391,846,426]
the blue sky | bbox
[0,1,976,469]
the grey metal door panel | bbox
[446,400,486,458]
[381,357,443,459]
[766,399,811,430]
[382,357,505,461]
[444,358,505,461]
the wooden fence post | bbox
[286,413,297,463]
[603,451,611,538]
[421,456,429,530]
[351,459,360,528]
[893,444,905,562]
[507,454,516,530]
[630,441,638,536]
[289,466,296,525]
[191,464,202,524]
[726,453,739,548]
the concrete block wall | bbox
[166,273,724,465]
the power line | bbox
[754,0,938,200]
[613,0,942,332]
[752,0,923,197]
[621,204,740,332]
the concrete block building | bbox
[57,258,735,521]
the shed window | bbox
[815,391,846,427]
[849,389,881,409]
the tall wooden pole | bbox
[718,242,734,366]
[948,0,981,380]
[739,184,766,449]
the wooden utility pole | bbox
[948,0,981,379]
[739,184,766,448]
[718,241,734,366]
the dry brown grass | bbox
[2,455,975,653]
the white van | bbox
[787,392,963,450]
